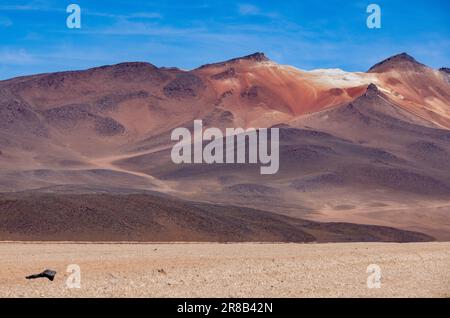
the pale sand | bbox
[0,242,448,298]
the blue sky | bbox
[0,0,449,79]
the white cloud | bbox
[130,12,162,19]
[83,10,162,20]
[238,4,278,18]
[0,0,56,12]
[77,20,203,37]
[0,49,37,64]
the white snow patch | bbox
[307,69,377,87]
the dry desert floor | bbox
[0,242,449,297]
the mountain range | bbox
[0,52,449,242]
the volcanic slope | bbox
[0,52,449,241]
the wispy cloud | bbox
[0,0,57,12]
[78,19,202,36]
[83,10,162,20]
[0,48,37,64]
[130,12,162,19]
[238,4,278,18]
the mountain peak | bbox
[197,52,269,70]
[351,83,379,102]
[221,52,269,64]
[97,61,159,71]
[390,52,417,62]
[366,83,379,93]
[238,52,269,62]
[368,52,425,73]
[440,67,450,74]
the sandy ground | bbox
[0,242,448,298]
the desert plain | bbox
[0,242,448,298]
